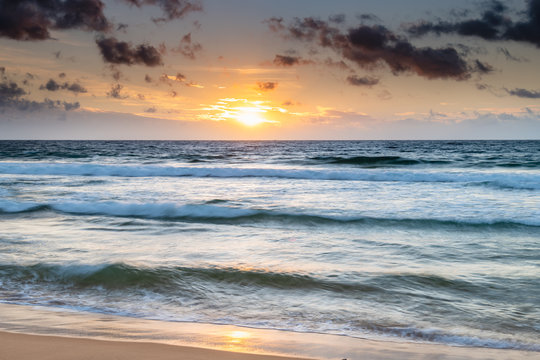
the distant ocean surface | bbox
[0,140,539,350]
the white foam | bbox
[0,162,539,189]
[1,199,539,226]
[53,201,257,218]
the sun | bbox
[236,109,266,126]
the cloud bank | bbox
[267,17,489,81]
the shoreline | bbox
[0,331,310,360]
[0,303,538,360]
[2,330,538,360]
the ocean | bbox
[0,140,538,351]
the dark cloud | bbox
[39,79,88,93]
[175,72,186,81]
[172,33,202,59]
[0,0,110,41]
[273,54,313,66]
[357,14,381,23]
[257,81,278,91]
[476,83,489,90]
[63,101,80,110]
[0,75,79,112]
[346,75,379,86]
[328,14,346,24]
[64,83,86,94]
[406,0,540,47]
[145,74,153,83]
[116,23,128,32]
[41,79,61,91]
[120,0,202,22]
[497,47,524,62]
[505,88,540,98]
[270,17,479,80]
[0,81,27,98]
[96,37,163,66]
[474,60,495,74]
[4,98,79,111]
[324,57,353,71]
[0,79,79,111]
[107,84,127,99]
[145,107,157,112]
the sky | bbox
[1,0,540,140]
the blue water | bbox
[0,140,538,350]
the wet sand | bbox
[0,303,537,360]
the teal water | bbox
[0,140,539,350]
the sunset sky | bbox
[1,0,539,139]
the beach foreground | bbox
[1,330,538,360]
[0,303,538,360]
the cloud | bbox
[175,72,186,81]
[96,36,163,66]
[346,75,379,86]
[0,80,27,98]
[0,0,110,41]
[145,107,157,113]
[39,79,87,94]
[116,23,128,32]
[497,47,525,62]
[107,84,128,99]
[63,101,80,110]
[505,88,540,98]
[328,14,346,24]
[257,81,278,91]
[0,79,79,111]
[406,0,540,47]
[269,17,484,80]
[282,100,299,106]
[120,0,202,22]
[172,33,202,59]
[145,74,153,83]
[273,54,313,66]
[273,54,299,66]
[473,60,495,74]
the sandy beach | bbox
[2,330,539,360]
[0,303,538,360]
[0,331,310,360]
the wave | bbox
[0,262,381,293]
[0,162,539,189]
[366,326,540,351]
[1,262,538,351]
[2,262,525,297]
[309,155,451,166]
[1,200,538,228]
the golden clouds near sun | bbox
[200,98,285,127]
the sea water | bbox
[0,140,538,350]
